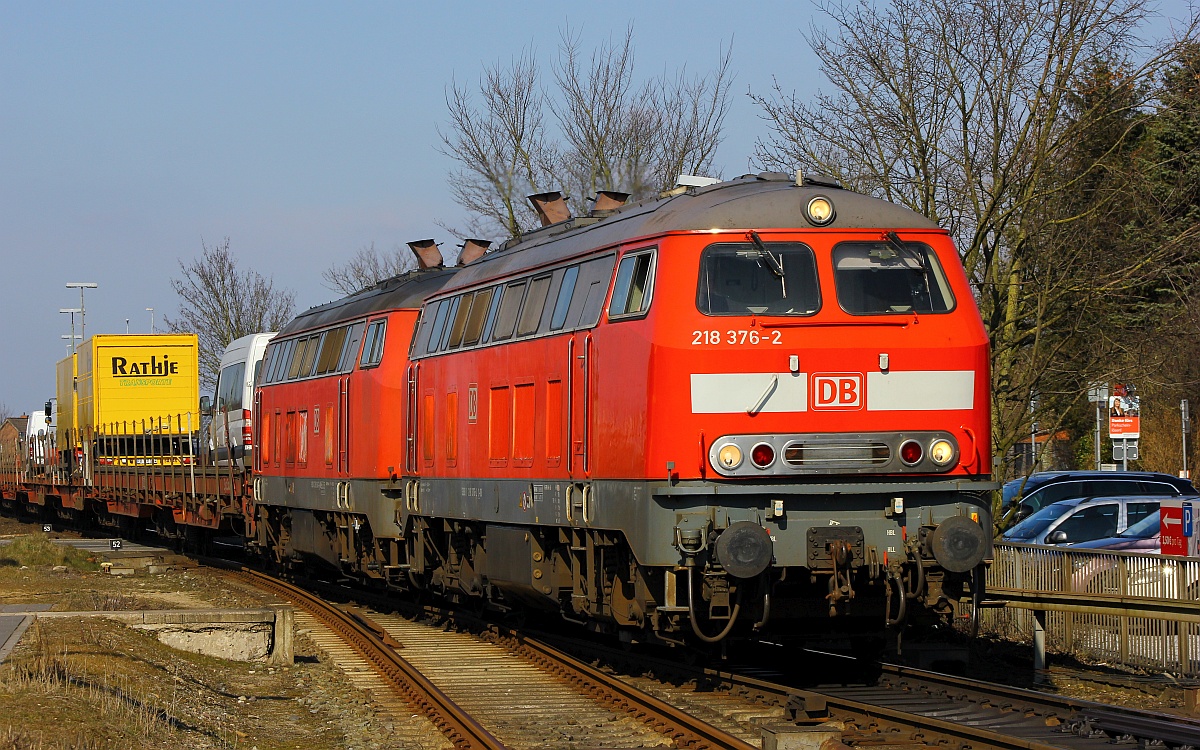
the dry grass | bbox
[0,534,97,572]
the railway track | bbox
[227,567,758,749]
[536,633,1200,750]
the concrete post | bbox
[761,722,847,750]
[268,605,294,665]
[1033,609,1047,684]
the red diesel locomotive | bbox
[250,172,995,646]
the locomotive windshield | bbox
[833,241,955,314]
[697,242,819,315]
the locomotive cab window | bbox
[697,242,819,316]
[609,249,655,319]
[833,241,955,315]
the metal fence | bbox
[977,543,1200,676]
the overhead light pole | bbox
[58,308,82,353]
[65,282,98,343]
[146,307,155,333]
[60,334,81,354]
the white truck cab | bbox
[207,332,275,468]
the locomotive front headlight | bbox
[805,196,836,226]
[717,443,743,470]
[929,438,955,466]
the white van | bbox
[207,332,275,468]
[25,399,56,473]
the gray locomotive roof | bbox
[440,172,940,294]
[278,266,459,336]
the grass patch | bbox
[0,535,98,572]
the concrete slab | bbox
[0,606,50,664]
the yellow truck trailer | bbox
[56,334,201,465]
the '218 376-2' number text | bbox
[692,330,783,345]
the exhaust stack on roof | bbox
[590,190,630,215]
[407,239,444,270]
[528,191,571,226]
[457,239,490,266]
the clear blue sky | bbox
[0,1,1188,412]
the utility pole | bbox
[65,282,98,343]
[58,308,81,354]
[146,307,155,333]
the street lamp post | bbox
[58,308,81,353]
[65,282,98,343]
[60,334,81,354]
[146,307,155,334]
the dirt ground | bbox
[0,516,438,750]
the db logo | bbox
[812,373,863,410]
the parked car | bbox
[1001,495,1165,547]
[1068,508,1171,552]
[999,471,1195,527]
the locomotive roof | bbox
[279,266,458,336]
[441,172,941,294]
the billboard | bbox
[1108,383,1140,439]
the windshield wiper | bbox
[884,231,926,272]
[748,231,785,279]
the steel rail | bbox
[229,569,506,750]
[876,663,1200,746]
[491,630,758,750]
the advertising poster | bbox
[1108,383,1140,439]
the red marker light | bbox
[899,440,922,465]
[751,443,776,468]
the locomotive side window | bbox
[491,281,526,341]
[261,343,280,384]
[315,327,348,375]
[360,320,387,367]
[572,255,618,328]
[697,242,819,316]
[337,322,365,372]
[832,241,955,315]
[517,275,552,337]
[480,286,505,342]
[463,288,493,345]
[298,333,322,378]
[609,250,656,318]
[550,266,580,330]
[435,298,460,351]
[425,300,451,353]
[447,293,474,349]
[287,338,312,380]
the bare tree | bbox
[164,238,296,392]
[439,48,559,239]
[440,26,733,239]
[0,402,11,424]
[752,0,1195,467]
[322,242,418,296]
